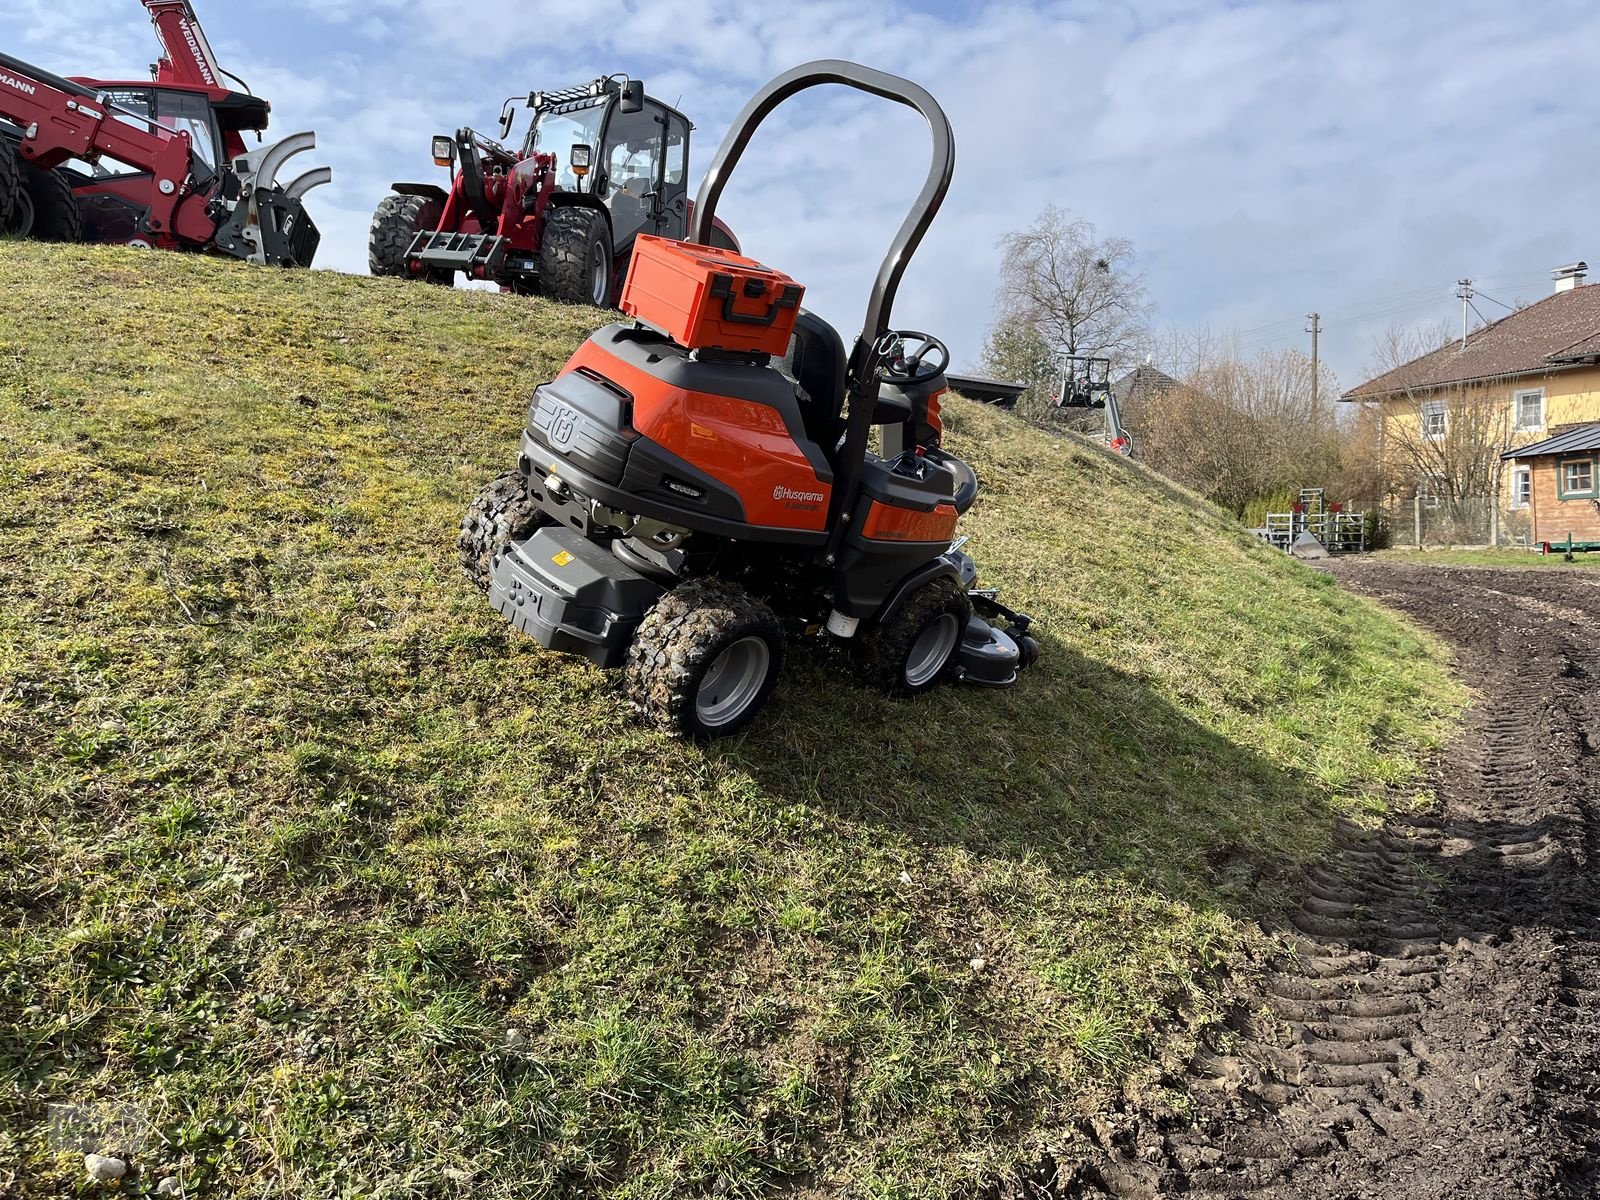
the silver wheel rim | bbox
[905,613,961,688]
[696,636,771,728]
[589,243,608,304]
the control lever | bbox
[891,447,927,479]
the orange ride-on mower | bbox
[459,60,1038,739]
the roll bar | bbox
[688,59,955,355]
[689,61,956,556]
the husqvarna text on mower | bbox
[459,61,1037,739]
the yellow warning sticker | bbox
[551,551,574,567]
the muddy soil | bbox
[993,563,1600,1199]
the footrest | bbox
[407,231,508,275]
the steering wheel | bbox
[875,331,950,386]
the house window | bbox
[1513,388,1545,431]
[1417,474,1446,509]
[1559,456,1598,499]
[1511,465,1532,509]
[1420,400,1447,440]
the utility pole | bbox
[1456,279,1474,348]
[1306,312,1321,420]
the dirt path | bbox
[1001,563,1600,1199]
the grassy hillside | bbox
[0,244,1461,1197]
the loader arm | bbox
[0,49,215,246]
[143,0,224,90]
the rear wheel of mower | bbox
[15,162,80,242]
[458,471,547,594]
[369,193,449,282]
[540,206,613,306]
[0,141,20,234]
[853,576,971,696]
[626,579,785,741]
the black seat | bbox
[781,310,848,448]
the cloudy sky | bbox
[14,0,1596,388]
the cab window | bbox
[96,87,218,176]
[665,113,688,187]
[604,105,662,197]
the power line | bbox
[1225,269,1550,345]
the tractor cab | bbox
[517,77,693,251]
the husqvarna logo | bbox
[773,484,825,504]
[550,405,578,446]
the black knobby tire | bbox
[0,141,20,234]
[625,579,785,741]
[17,162,80,242]
[540,206,613,306]
[458,471,547,594]
[853,575,972,696]
[369,192,446,281]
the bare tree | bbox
[1359,320,1516,544]
[985,206,1154,377]
[1365,321,1513,501]
[1123,330,1345,511]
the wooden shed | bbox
[1502,423,1600,549]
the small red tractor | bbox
[371,75,737,304]
[0,0,328,265]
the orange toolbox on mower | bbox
[620,234,805,357]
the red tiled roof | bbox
[1550,329,1600,363]
[1342,283,1600,400]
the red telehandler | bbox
[0,0,329,266]
[371,76,736,304]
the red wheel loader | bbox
[0,0,329,266]
[372,75,737,304]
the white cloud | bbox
[11,0,1598,386]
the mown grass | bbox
[1370,547,1600,569]
[0,244,1462,1197]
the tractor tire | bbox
[369,192,447,282]
[625,578,785,741]
[458,471,547,594]
[853,575,971,696]
[540,206,613,306]
[0,141,20,234]
[15,162,80,242]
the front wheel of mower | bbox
[458,471,547,594]
[540,206,613,306]
[626,579,785,741]
[15,162,80,242]
[369,192,448,282]
[853,576,972,696]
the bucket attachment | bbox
[211,131,330,267]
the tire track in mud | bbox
[980,565,1600,1200]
